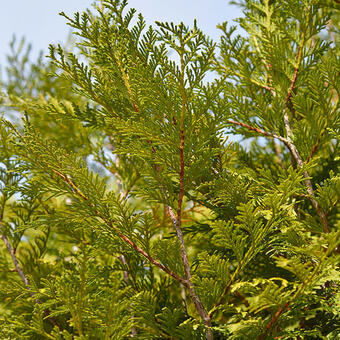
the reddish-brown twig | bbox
[227,119,288,144]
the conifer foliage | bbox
[0,0,339,338]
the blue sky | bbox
[0,0,242,67]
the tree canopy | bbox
[0,0,339,339]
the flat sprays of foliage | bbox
[0,0,339,339]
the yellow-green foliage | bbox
[0,0,339,339]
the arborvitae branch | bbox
[1,1,338,338]
[52,168,188,285]
[306,136,323,164]
[227,119,289,144]
[5,124,188,287]
[0,219,62,330]
[0,222,30,287]
[258,232,339,339]
[167,206,213,333]
[283,134,330,234]
[257,301,290,340]
[0,184,30,285]
[166,42,212,338]
[281,8,329,233]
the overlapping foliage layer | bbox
[0,0,339,339]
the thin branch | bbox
[51,169,188,286]
[209,281,233,318]
[257,302,290,340]
[109,217,188,284]
[167,205,212,327]
[281,45,329,233]
[227,119,288,144]
[257,231,339,339]
[0,161,61,330]
[167,42,212,338]
[306,138,322,164]
[234,291,250,307]
[177,128,185,224]
[0,221,61,330]
[285,98,330,235]
[0,222,30,287]
[257,9,331,337]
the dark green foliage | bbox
[0,0,339,339]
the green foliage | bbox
[0,0,339,339]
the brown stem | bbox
[167,204,212,329]
[227,115,329,230]
[282,62,329,233]
[0,221,61,330]
[51,169,188,286]
[258,230,339,339]
[234,291,250,307]
[164,45,213,339]
[227,120,288,144]
[209,281,233,318]
[280,7,329,233]
[231,89,330,233]
[257,302,290,340]
[150,148,212,336]
[178,129,185,221]
[169,129,193,285]
[110,218,188,283]
[0,222,30,287]
[0,166,61,331]
[152,163,212,336]
[306,128,326,164]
